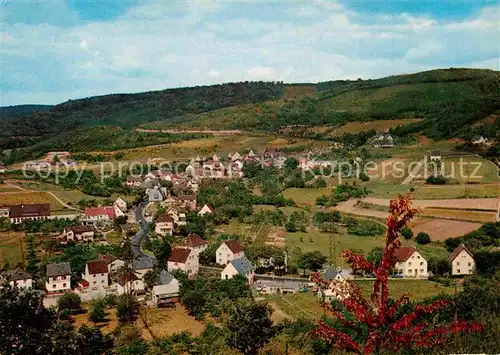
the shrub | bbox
[89,301,107,323]
[415,232,431,245]
[401,227,414,239]
[57,293,82,314]
[426,175,448,185]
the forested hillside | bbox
[0,82,285,150]
[1,68,499,158]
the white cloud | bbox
[0,1,499,105]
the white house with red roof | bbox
[198,204,215,216]
[82,260,109,289]
[450,244,475,276]
[216,240,245,265]
[394,247,428,278]
[155,213,175,236]
[83,206,116,223]
[168,248,199,276]
[177,234,208,257]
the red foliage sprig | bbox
[312,193,483,354]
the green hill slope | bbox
[2,68,499,160]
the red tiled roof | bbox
[180,234,208,248]
[394,247,416,262]
[87,260,108,274]
[224,240,244,254]
[449,244,474,262]
[168,248,191,263]
[156,213,174,223]
[85,206,115,219]
[99,254,116,265]
[9,204,50,219]
[116,272,138,286]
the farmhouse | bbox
[9,203,51,224]
[132,256,155,278]
[155,213,175,236]
[450,244,475,276]
[99,254,125,273]
[372,132,395,148]
[168,248,199,276]
[114,273,145,295]
[220,256,254,284]
[148,186,164,202]
[60,225,95,243]
[126,176,142,187]
[322,267,354,281]
[114,197,127,212]
[394,247,428,278]
[0,206,10,218]
[216,240,245,265]
[46,262,72,293]
[177,233,208,257]
[173,195,197,210]
[471,135,488,145]
[152,271,180,306]
[83,206,116,223]
[430,151,442,161]
[2,268,33,289]
[166,208,187,226]
[198,204,215,216]
[256,279,300,294]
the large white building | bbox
[394,247,428,278]
[450,244,475,276]
[216,240,244,265]
[46,262,72,293]
[82,260,109,289]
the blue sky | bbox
[1,0,499,105]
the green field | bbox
[283,188,332,206]
[354,279,459,300]
[286,229,385,267]
[265,279,458,320]
[264,291,324,320]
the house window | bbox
[457,269,461,273]
[417,256,420,259]
[420,269,424,273]
[53,277,57,281]
[93,281,97,285]
[63,283,66,287]
[93,274,96,278]
[408,262,412,266]
[420,262,423,266]
[468,269,472,273]
[468,262,471,266]
[52,284,56,288]
[101,274,104,276]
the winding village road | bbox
[131,201,150,258]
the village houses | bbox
[59,225,95,244]
[99,254,125,274]
[114,273,145,295]
[155,213,175,236]
[46,262,72,293]
[9,203,51,224]
[168,248,199,276]
[216,240,245,265]
[450,244,475,276]
[177,234,208,257]
[152,271,180,306]
[220,256,254,284]
[2,268,33,289]
[394,247,428,278]
[198,204,215,216]
[83,206,118,224]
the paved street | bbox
[131,201,149,258]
